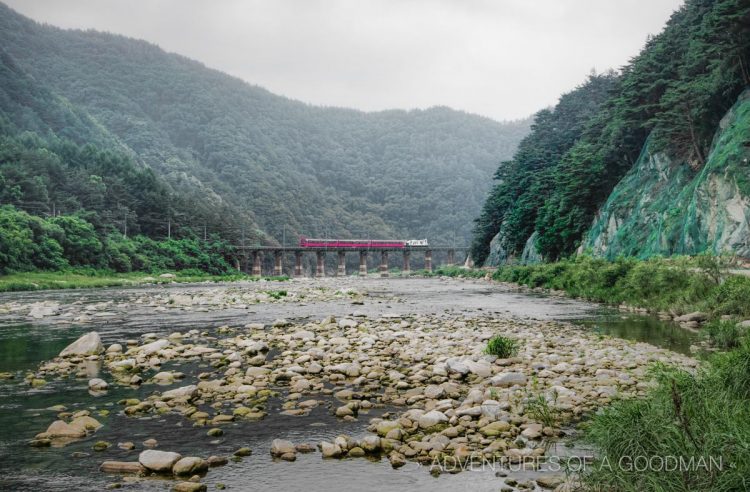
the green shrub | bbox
[485,335,520,358]
[705,319,745,350]
[265,290,288,300]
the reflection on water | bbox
[572,311,700,356]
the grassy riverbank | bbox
[0,269,288,292]
[493,255,750,319]
[480,255,750,491]
[581,339,750,491]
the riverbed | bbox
[0,277,700,491]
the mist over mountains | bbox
[0,2,530,247]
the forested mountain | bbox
[0,2,529,248]
[472,0,750,265]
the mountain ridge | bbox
[0,1,530,246]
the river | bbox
[0,277,700,491]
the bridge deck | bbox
[235,246,466,252]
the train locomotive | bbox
[299,237,428,248]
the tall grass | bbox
[583,340,750,491]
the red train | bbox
[299,237,428,248]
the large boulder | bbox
[137,339,170,356]
[172,456,208,475]
[28,302,60,319]
[139,450,182,472]
[69,415,103,433]
[465,360,492,378]
[360,435,381,453]
[270,439,296,457]
[37,420,86,439]
[320,441,343,458]
[445,357,470,376]
[418,410,448,429]
[88,378,108,391]
[375,420,401,437]
[59,332,103,357]
[161,385,198,401]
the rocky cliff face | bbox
[484,230,541,267]
[485,231,510,266]
[584,89,750,258]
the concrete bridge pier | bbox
[402,250,410,275]
[252,251,262,277]
[273,251,283,277]
[294,251,303,277]
[380,251,389,277]
[359,251,368,276]
[316,251,326,277]
[337,251,346,277]
[425,249,432,272]
[447,249,455,267]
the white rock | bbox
[28,302,61,319]
[424,385,445,399]
[465,360,492,377]
[138,339,170,355]
[320,441,342,458]
[328,363,361,377]
[490,372,527,387]
[60,332,103,357]
[456,406,483,417]
[418,410,448,429]
[338,318,359,329]
[88,378,108,391]
[138,449,182,472]
[270,439,296,456]
[161,385,198,400]
[445,357,469,376]
[292,330,315,341]
[111,359,136,371]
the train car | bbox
[299,237,428,248]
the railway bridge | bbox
[235,245,468,277]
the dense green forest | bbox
[0,205,236,275]
[0,1,529,257]
[472,0,750,265]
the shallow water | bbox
[0,277,700,491]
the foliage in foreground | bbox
[493,254,750,319]
[583,339,750,491]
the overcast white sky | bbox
[5,0,683,121]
